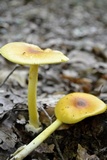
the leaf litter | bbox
[1,0,107,160]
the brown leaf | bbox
[35,143,55,153]
[0,125,17,150]
[76,144,99,160]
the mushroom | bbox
[0,42,69,133]
[9,92,107,160]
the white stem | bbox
[10,119,62,160]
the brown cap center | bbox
[24,47,43,55]
[75,98,88,108]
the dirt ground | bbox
[1,0,107,159]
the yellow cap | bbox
[55,92,107,124]
[0,42,69,65]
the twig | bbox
[40,105,53,123]
[0,65,19,87]
[53,132,65,160]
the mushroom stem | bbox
[10,119,62,160]
[28,64,40,128]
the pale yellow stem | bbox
[10,119,62,160]
[28,65,40,128]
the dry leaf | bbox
[76,144,99,160]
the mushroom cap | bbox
[55,92,107,124]
[0,42,69,65]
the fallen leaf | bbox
[0,97,13,119]
[35,143,55,153]
[76,144,99,160]
[0,125,17,150]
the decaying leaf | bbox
[0,69,28,87]
[0,97,13,119]
[76,144,100,160]
[37,94,65,108]
[0,126,17,150]
[36,143,55,153]
[68,50,97,71]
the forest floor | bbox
[0,0,107,159]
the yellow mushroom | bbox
[9,92,107,160]
[55,92,106,124]
[0,42,69,133]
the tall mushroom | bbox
[0,42,69,133]
[9,92,107,160]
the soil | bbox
[0,0,107,160]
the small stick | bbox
[0,65,19,87]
